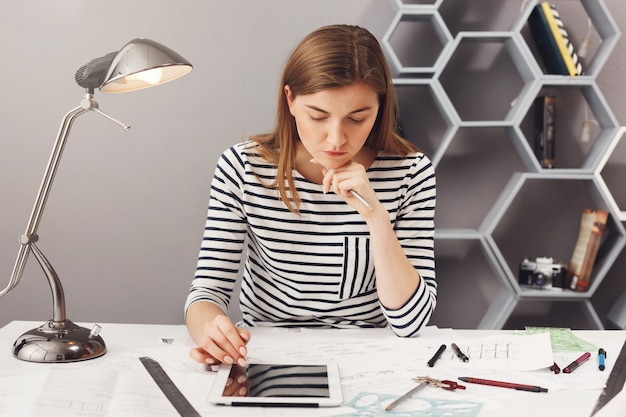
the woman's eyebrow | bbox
[304,104,374,114]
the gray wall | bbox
[0,0,625,329]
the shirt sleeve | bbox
[184,146,248,317]
[379,153,437,337]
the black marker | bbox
[451,343,469,363]
[427,344,446,367]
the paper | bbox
[336,392,483,417]
[525,327,598,352]
[247,329,553,373]
[407,332,554,371]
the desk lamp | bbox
[0,38,192,363]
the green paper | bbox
[525,327,597,353]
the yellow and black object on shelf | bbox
[527,2,583,76]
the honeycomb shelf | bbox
[384,0,623,329]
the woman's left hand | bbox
[313,159,375,215]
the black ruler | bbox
[591,340,626,415]
[140,356,202,417]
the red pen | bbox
[458,377,548,393]
[563,352,591,373]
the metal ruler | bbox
[139,356,202,417]
[591,340,626,415]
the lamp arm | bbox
[29,241,66,323]
[0,103,87,299]
[0,93,129,301]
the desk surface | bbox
[1,320,625,417]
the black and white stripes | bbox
[185,141,437,337]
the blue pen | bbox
[598,348,606,371]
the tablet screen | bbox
[223,364,330,398]
[208,362,343,407]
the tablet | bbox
[208,362,343,407]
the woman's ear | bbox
[284,85,295,114]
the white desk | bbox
[1,320,625,417]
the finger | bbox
[215,317,250,365]
[238,329,251,355]
[204,317,249,366]
[322,168,333,194]
[189,346,218,365]
[202,324,238,365]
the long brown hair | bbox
[252,24,419,213]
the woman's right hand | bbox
[188,314,250,366]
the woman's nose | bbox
[326,121,347,147]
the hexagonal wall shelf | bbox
[383,9,452,76]
[483,172,626,296]
[437,33,537,122]
[518,81,620,172]
[385,0,622,329]
[482,172,626,328]
[520,0,620,78]
[435,126,526,230]
[393,79,455,165]
[439,0,530,36]
[433,230,516,329]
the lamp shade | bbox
[99,38,192,93]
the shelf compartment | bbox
[518,81,619,172]
[383,9,452,76]
[439,0,530,36]
[436,32,537,123]
[483,172,626,297]
[433,229,516,329]
[520,0,620,78]
[434,125,526,230]
[393,78,456,165]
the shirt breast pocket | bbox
[338,236,375,300]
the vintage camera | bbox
[519,256,567,289]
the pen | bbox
[458,377,548,393]
[563,352,591,373]
[451,343,469,363]
[427,344,446,367]
[349,189,370,208]
[598,348,606,371]
[385,381,427,411]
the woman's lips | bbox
[323,151,347,158]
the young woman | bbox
[185,24,436,367]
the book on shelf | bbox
[567,209,609,292]
[533,95,556,168]
[527,2,583,76]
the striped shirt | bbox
[185,141,437,337]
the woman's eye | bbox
[310,114,327,121]
[349,118,365,124]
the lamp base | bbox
[12,319,106,363]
